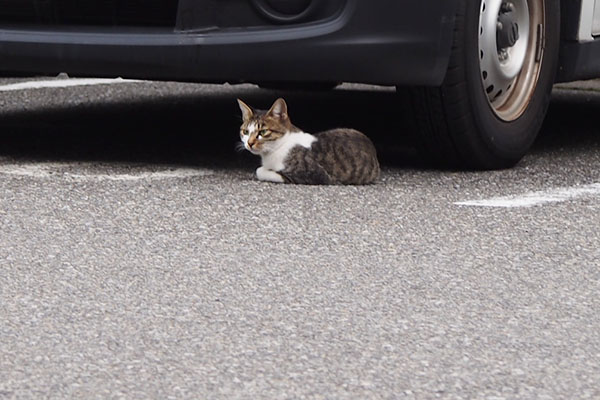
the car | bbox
[0,0,599,169]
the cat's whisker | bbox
[234,142,247,153]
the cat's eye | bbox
[258,129,269,138]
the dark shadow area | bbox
[533,88,600,153]
[0,84,419,169]
[1,83,598,171]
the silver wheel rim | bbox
[478,0,545,121]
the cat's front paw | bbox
[256,167,285,183]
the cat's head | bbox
[237,98,295,155]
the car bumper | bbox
[0,0,457,86]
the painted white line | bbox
[0,162,212,181]
[455,183,600,208]
[69,169,212,181]
[0,77,141,92]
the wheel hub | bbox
[496,5,520,49]
[479,0,533,117]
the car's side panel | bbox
[593,0,600,35]
[577,0,596,41]
[557,0,600,82]
[0,0,458,87]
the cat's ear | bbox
[267,98,288,120]
[237,99,254,122]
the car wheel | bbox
[410,0,560,169]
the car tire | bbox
[410,0,560,169]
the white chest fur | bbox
[261,132,317,171]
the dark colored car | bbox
[1,0,599,168]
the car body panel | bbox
[557,0,600,82]
[578,0,594,40]
[1,0,600,86]
[594,0,600,35]
[0,0,458,86]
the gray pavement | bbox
[0,78,599,399]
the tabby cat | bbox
[237,98,379,185]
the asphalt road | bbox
[1,77,599,399]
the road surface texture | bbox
[1,77,599,399]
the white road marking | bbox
[0,77,141,92]
[0,162,212,181]
[455,183,600,208]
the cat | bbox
[237,98,380,185]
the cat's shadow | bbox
[0,83,597,169]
